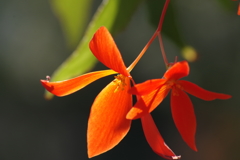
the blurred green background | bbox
[0,0,239,159]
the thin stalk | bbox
[157,0,171,67]
[157,0,170,32]
[127,0,171,72]
[158,32,168,68]
[127,30,158,72]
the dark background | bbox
[0,0,239,160]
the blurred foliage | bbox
[0,0,239,160]
[50,0,93,48]
[145,0,200,63]
[46,0,238,99]
[217,0,236,12]
[45,0,142,99]
[145,0,184,48]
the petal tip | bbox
[126,111,140,120]
[223,94,232,99]
[40,79,54,92]
[171,155,182,159]
[126,107,145,120]
[192,145,198,152]
[159,154,182,160]
[188,140,197,152]
[87,151,94,159]
[87,143,103,158]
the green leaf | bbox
[50,0,93,48]
[45,0,143,99]
[217,0,236,12]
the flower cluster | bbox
[40,1,231,159]
[41,26,180,159]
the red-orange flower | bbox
[41,27,180,159]
[127,60,232,151]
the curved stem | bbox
[158,0,171,68]
[127,30,158,72]
[158,32,168,68]
[157,0,171,32]
[127,0,171,72]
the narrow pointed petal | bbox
[179,80,232,100]
[141,113,181,160]
[171,88,197,151]
[40,69,116,97]
[89,27,130,77]
[127,85,170,120]
[129,79,166,95]
[164,61,189,80]
[87,77,132,158]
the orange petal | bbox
[87,77,132,158]
[164,61,189,80]
[89,27,130,77]
[129,79,166,95]
[179,80,232,100]
[40,69,116,97]
[126,85,170,120]
[141,113,181,159]
[238,3,240,15]
[170,88,197,151]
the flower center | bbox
[166,81,183,96]
[113,74,127,93]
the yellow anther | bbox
[166,81,183,96]
[113,74,127,93]
[166,80,175,88]
[172,88,179,96]
[176,84,183,90]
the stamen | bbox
[174,56,178,63]
[172,88,179,96]
[166,81,183,96]
[166,56,178,69]
[113,74,127,93]
[46,75,51,82]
